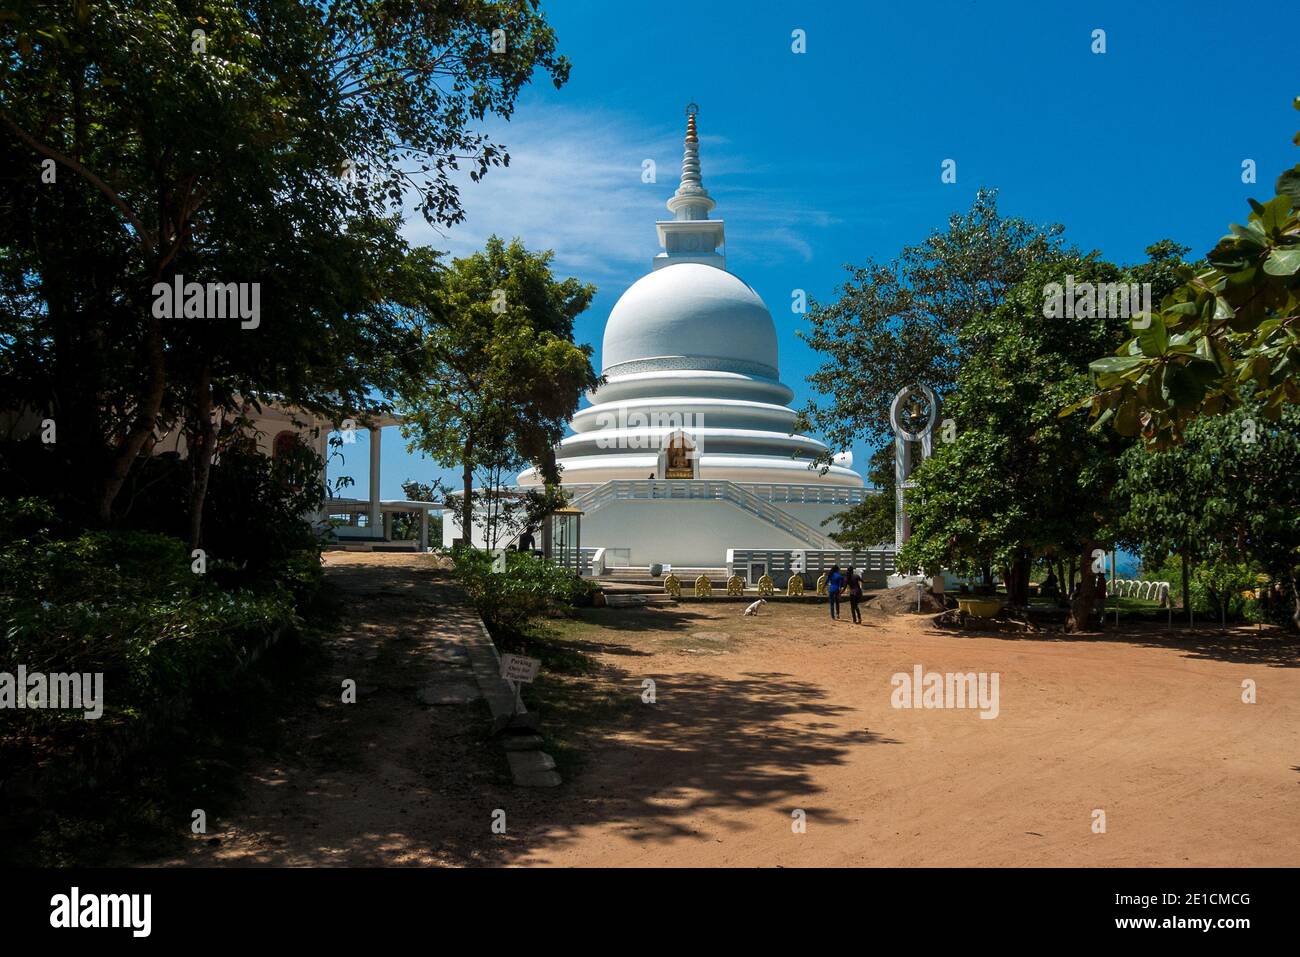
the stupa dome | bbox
[601,263,779,378]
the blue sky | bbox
[336,0,1300,501]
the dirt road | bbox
[515,602,1299,866]
[167,554,1299,867]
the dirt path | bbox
[165,554,1299,867]
[511,603,1300,867]
[163,552,519,866]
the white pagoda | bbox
[512,106,872,571]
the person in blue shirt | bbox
[827,565,844,620]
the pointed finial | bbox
[675,102,706,200]
[655,103,725,267]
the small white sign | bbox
[500,654,540,684]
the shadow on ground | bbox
[501,661,897,862]
[150,556,894,866]
[932,619,1300,668]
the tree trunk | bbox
[460,444,473,547]
[187,365,215,551]
[98,315,167,522]
[1006,548,1031,606]
[1066,543,1101,632]
[1290,572,1300,632]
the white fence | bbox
[563,482,873,507]
[1107,579,1172,605]
[726,547,897,586]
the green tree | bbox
[0,0,570,537]
[1073,100,1300,444]
[396,238,598,539]
[897,245,1193,629]
[1115,403,1300,629]
[799,189,1065,453]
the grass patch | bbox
[486,614,635,782]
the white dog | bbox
[743,599,767,617]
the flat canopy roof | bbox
[326,498,445,510]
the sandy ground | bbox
[166,553,1299,867]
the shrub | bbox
[120,441,326,578]
[0,498,304,738]
[1140,554,1263,623]
[449,545,597,636]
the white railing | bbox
[1107,579,1171,605]
[727,547,897,583]
[562,482,874,506]
[742,483,874,505]
[566,480,841,550]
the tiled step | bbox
[603,593,679,608]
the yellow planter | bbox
[957,597,1004,617]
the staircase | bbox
[566,479,841,550]
[602,591,679,608]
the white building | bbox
[504,106,876,570]
[3,401,439,551]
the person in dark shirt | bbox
[827,565,844,620]
[847,569,864,624]
[517,529,535,553]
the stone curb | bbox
[461,614,561,788]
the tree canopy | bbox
[1114,402,1300,627]
[1071,99,1300,446]
[0,0,569,535]
[799,189,1065,453]
[896,244,1189,628]
[395,237,598,538]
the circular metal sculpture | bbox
[889,384,938,442]
[890,383,940,550]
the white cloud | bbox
[399,102,836,286]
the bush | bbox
[0,497,305,739]
[449,545,597,636]
[1140,554,1264,623]
[120,441,327,578]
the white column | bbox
[368,426,381,533]
[894,434,911,548]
